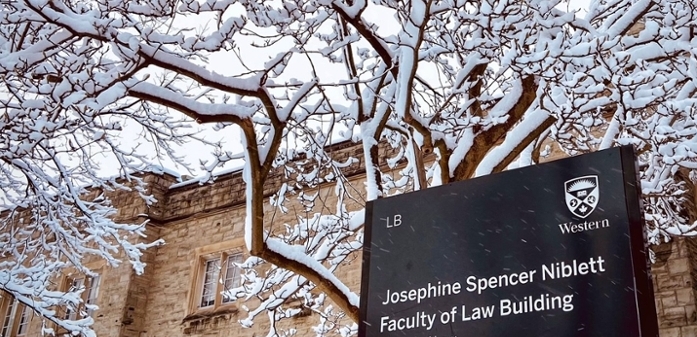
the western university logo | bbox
[564,176,599,218]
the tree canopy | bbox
[1,0,696,335]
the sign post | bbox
[359,146,658,337]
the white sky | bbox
[117,0,592,182]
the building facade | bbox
[2,144,697,337]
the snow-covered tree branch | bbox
[2,0,697,335]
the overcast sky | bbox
[121,0,593,182]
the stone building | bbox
[1,141,696,337]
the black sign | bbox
[359,146,658,337]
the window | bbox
[0,293,32,337]
[63,274,101,321]
[85,275,100,317]
[51,264,104,336]
[187,239,246,316]
[15,305,30,336]
[221,255,242,304]
[198,253,243,309]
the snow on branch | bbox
[2,0,697,336]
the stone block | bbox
[664,294,680,308]
[659,275,689,291]
[677,289,695,306]
[662,307,688,328]
[682,326,697,337]
[670,258,691,275]
[663,326,684,336]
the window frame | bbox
[0,292,32,337]
[61,273,101,321]
[187,238,246,315]
[53,261,104,335]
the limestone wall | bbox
[653,238,697,337]
[136,170,366,337]
[11,147,697,337]
[128,168,697,337]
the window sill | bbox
[182,305,239,323]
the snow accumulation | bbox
[474,110,552,177]
[168,163,245,189]
[132,82,258,118]
[266,238,360,308]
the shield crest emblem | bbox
[564,175,599,218]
